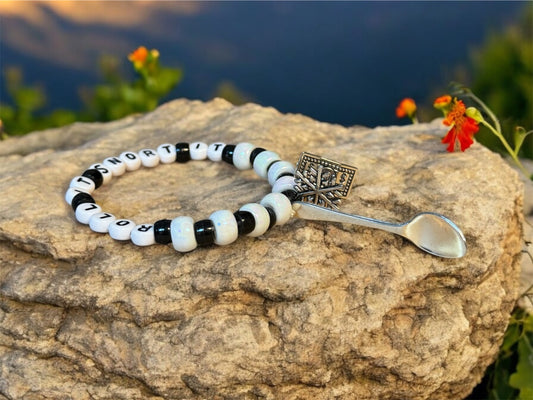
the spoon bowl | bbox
[400,212,467,258]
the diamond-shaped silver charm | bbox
[293,152,357,210]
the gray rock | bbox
[0,98,524,399]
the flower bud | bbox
[465,107,484,123]
[396,98,417,119]
[433,95,452,112]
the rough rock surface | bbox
[0,98,524,399]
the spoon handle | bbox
[292,202,404,236]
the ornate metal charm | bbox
[293,152,357,210]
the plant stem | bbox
[466,91,502,134]
[481,120,531,178]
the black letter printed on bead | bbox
[233,210,256,235]
[175,142,191,163]
[116,219,132,226]
[154,219,172,244]
[194,219,216,246]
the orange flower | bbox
[128,46,149,63]
[396,98,417,119]
[441,98,479,152]
[433,95,452,111]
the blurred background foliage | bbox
[469,6,533,159]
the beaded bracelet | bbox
[66,141,467,258]
[65,142,302,252]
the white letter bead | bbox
[209,210,238,245]
[239,203,270,237]
[253,151,281,179]
[170,216,197,252]
[272,176,296,193]
[89,212,116,233]
[65,187,88,205]
[260,193,292,225]
[233,142,256,170]
[69,176,95,193]
[157,143,177,163]
[267,161,295,185]
[108,219,136,241]
[75,203,102,224]
[190,142,208,160]
[139,149,160,167]
[120,152,142,171]
[89,164,113,184]
[131,224,156,246]
[103,157,126,176]
[207,143,226,162]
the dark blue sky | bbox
[0,1,527,127]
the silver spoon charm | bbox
[293,202,467,259]
[293,152,467,258]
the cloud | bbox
[0,1,204,71]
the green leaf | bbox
[509,333,533,399]
[514,126,533,155]
[502,321,522,353]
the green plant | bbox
[82,46,182,122]
[479,306,533,400]
[0,67,77,137]
[0,46,183,138]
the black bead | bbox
[265,206,277,230]
[249,147,266,165]
[194,219,216,246]
[282,189,299,202]
[71,192,95,211]
[233,210,256,235]
[82,169,103,189]
[154,219,172,244]
[222,144,236,165]
[175,142,191,163]
[266,160,281,173]
[277,172,295,179]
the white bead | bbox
[190,142,208,160]
[239,203,270,237]
[89,163,113,184]
[209,210,238,245]
[170,216,197,252]
[207,143,226,162]
[233,142,255,170]
[157,143,177,164]
[139,149,160,168]
[65,187,88,205]
[120,152,142,171]
[89,212,116,233]
[69,176,95,193]
[131,224,156,246]
[103,157,127,176]
[253,151,281,179]
[75,203,102,224]
[260,192,292,225]
[267,161,295,185]
[108,219,136,241]
[272,176,296,193]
